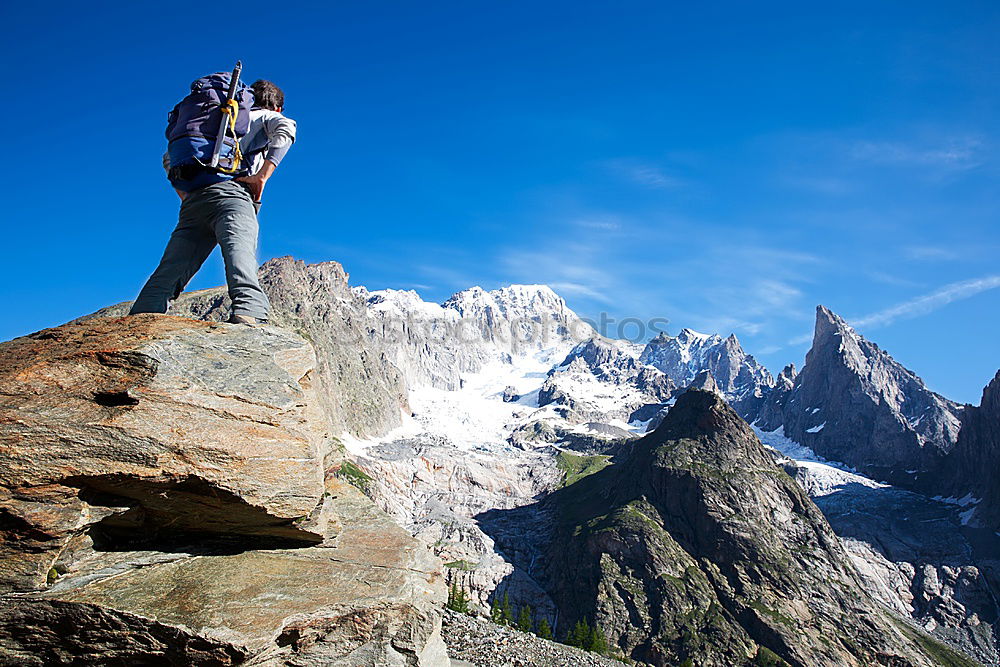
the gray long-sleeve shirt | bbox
[241,108,296,172]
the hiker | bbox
[129,71,296,325]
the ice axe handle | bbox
[209,61,243,169]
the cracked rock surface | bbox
[0,315,449,666]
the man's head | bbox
[250,80,284,112]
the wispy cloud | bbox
[787,332,814,346]
[604,158,685,190]
[902,245,961,261]
[866,270,924,288]
[853,275,1000,329]
[573,216,622,232]
[848,136,984,171]
[500,247,618,305]
[548,281,609,301]
[414,264,480,292]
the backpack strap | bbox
[215,98,245,175]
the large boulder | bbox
[0,478,449,666]
[0,315,449,666]
[86,257,410,439]
[0,315,332,591]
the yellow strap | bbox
[216,99,244,174]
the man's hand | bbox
[236,160,277,203]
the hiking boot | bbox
[228,314,268,326]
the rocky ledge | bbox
[0,315,448,666]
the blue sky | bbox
[2,1,998,403]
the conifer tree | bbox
[447,583,471,613]
[500,592,514,626]
[490,595,503,624]
[517,605,533,632]
[536,617,553,640]
[566,618,590,647]
[585,624,609,654]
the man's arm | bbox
[164,150,187,201]
[236,112,296,202]
[261,114,296,165]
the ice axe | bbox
[209,60,243,171]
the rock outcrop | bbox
[791,463,1000,666]
[752,363,796,429]
[687,368,721,394]
[355,440,561,618]
[87,257,409,438]
[944,370,1000,531]
[528,390,975,666]
[754,306,963,487]
[0,316,448,666]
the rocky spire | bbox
[777,362,797,388]
[759,305,962,488]
[687,368,721,394]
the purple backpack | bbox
[165,72,254,187]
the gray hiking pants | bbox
[130,180,271,319]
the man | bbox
[129,79,296,325]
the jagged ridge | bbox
[536,389,975,667]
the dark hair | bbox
[250,80,284,111]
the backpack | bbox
[165,72,254,189]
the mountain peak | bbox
[777,363,797,389]
[498,283,560,298]
[677,327,715,342]
[764,304,964,486]
[813,304,856,345]
[640,328,774,410]
[544,382,955,666]
[648,388,758,459]
[443,283,569,319]
[687,369,721,395]
[983,369,1000,411]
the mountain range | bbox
[3,255,998,666]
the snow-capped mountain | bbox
[348,284,997,664]
[81,258,999,665]
[346,288,771,618]
[537,336,675,427]
[359,283,587,391]
[639,328,775,413]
